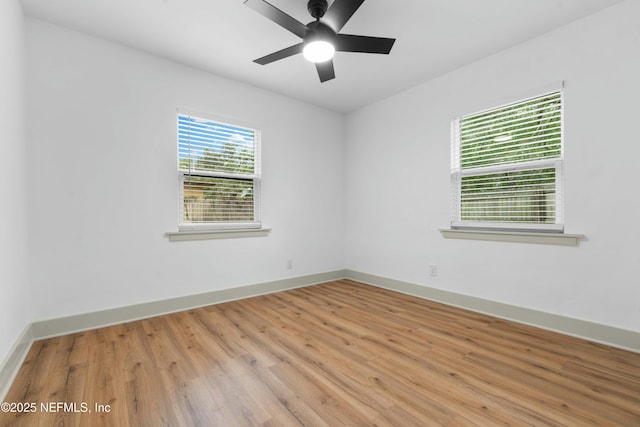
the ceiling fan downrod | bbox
[307,0,328,21]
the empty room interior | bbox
[1,0,640,425]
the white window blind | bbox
[451,90,564,232]
[177,112,261,230]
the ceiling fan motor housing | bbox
[305,20,336,44]
[307,0,328,20]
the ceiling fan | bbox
[244,0,396,82]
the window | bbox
[451,89,563,232]
[177,111,261,230]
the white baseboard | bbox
[3,268,638,400]
[344,270,640,354]
[31,270,346,340]
[0,324,33,401]
[1,270,345,399]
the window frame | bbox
[177,109,262,231]
[450,88,565,233]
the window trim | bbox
[450,86,564,233]
[440,229,584,246]
[176,109,262,232]
[165,227,271,242]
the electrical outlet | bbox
[286,259,293,270]
[429,264,438,277]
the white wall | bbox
[345,0,640,332]
[23,1,640,335]
[0,0,30,363]
[26,19,345,321]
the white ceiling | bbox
[21,0,622,113]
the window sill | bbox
[440,229,584,246]
[165,228,271,242]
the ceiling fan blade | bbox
[244,0,308,38]
[254,43,304,65]
[334,34,395,54]
[323,0,365,33]
[315,60,335,82]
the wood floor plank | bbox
[2,279,639,426]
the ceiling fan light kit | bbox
[303,40,335,63]
[244,0,395,82]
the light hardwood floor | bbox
[2,279,639,426]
